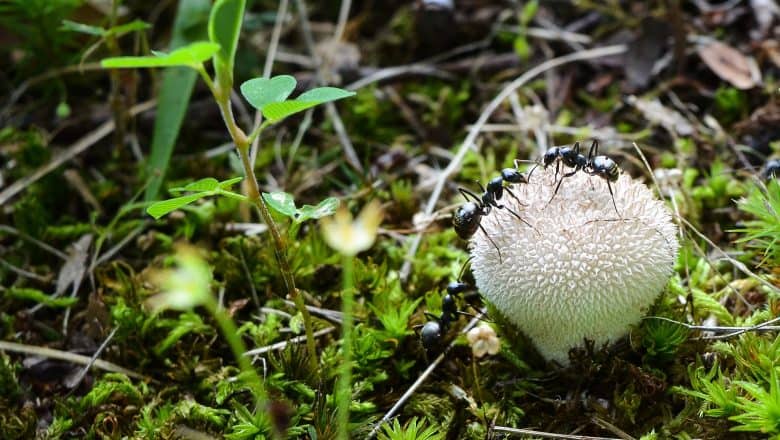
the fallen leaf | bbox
[697,41,761,89]
[55,234,93,296]
[626,95,694,136]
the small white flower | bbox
[147,246,212,311]
[470,165,679,365]
[466,324,500,358]
[320,200,383,256]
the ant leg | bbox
[546,169,578,207]
[424,312,439,321]
[459,187,483,204]
[526,162,541,182]
[573,141,581,155]
[478,223,502,264]
[606,179,620,218]
[588,140,598,161]
[554,160,561,182]
[503,186,526,206]
[497,203,534,229]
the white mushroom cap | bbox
[469,165,679,365]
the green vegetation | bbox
[1,0,779,439]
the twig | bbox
[366,309,486,439]
[67,327,119,390]
[399,45,628,281]
[89,223,148,270]
[0,62,104,122]
[293,0,363,173]
[345,65,456,91]
[491,426,621,440]
[678,216,780,296]
[645,315,780,338]
[590,417,636,440]
[332,0,352,42]
[0,100,157,206]
[0,225,68,260]
[283,299,344,323]
[0,259,50,283]
[243,327,335,356]
[0,339,145,380]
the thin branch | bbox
[0,339,145,380]
[294,0,363,173]
[0,100,157,206]
[399,45,628,281]
[678,216,780,296]
[332,0,352,43]
[67,327,119,390]
[491,426,622,440]
[243,327,335,356]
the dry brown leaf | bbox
[698,41,761,89]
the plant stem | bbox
[203,296,267,406]
[205,68,319,372]
[336,255,355,440]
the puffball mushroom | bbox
[468,166,679,365]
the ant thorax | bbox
[467,165,679,365]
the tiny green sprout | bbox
[733,179,780,267]
[378,417,445,440]
[642,319,689,361]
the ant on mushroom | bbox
[452,162,536,262]
[535,140,621,216]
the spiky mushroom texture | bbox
[469,166,679,365]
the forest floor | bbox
[2,1,780,439]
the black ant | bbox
[452,166,535,261]
[536,140,621,216]
[763,159,780,180]
[584,140,621,216]
[419,280,470,355]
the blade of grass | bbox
[145,0,212,202]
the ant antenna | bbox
[456,257,473,281]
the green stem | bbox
[472,357,483,403]
[246,120,273,145]
[206,71,319,373]
[203,296,267,406]
[336,255,355,440]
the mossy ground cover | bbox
[1,1,779,439]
